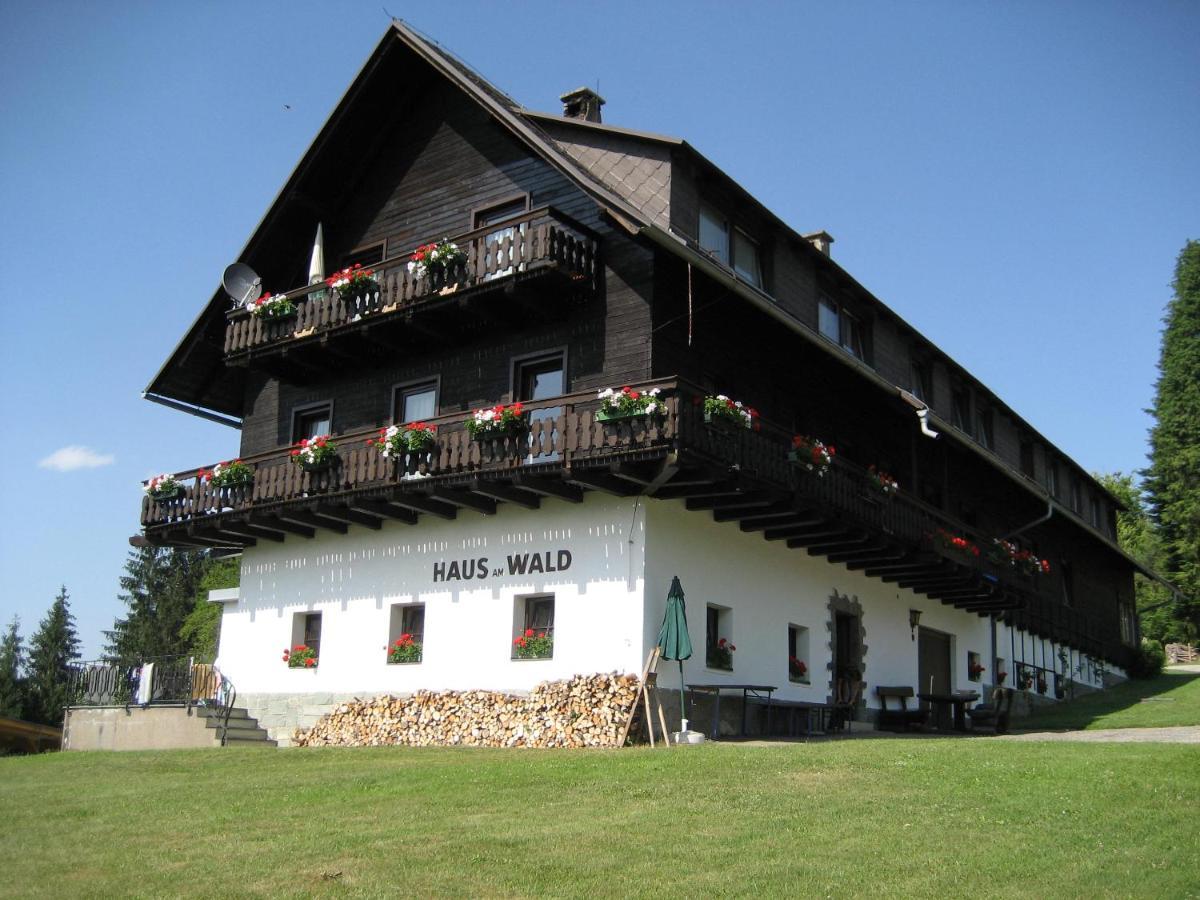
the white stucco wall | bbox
[641,500,997,709]
[216,493,647,696]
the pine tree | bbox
[105,547,214,663]
[179,557,240,661]
[26,587,81,726]
[0,617,26,719]
[1145,240,1200,640]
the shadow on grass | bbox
[1017,668,1200,731]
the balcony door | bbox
[516,353,564,462]
[475,197,528,280]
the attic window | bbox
[699,205,729,266]
[732,229,763,288]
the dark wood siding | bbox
[238,80,652,458]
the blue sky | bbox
[0,1,1195,657]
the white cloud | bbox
[38,445,116,472]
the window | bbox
[515,352,565,462]
[1089,494,1105,530]
[393,380,438,424]
[340,241,385,270]
[1047,460,1061,497]
[787,624,810,683]
[699,204,729,265]
[910,359,932,403]
[512,594,554,660]
[1019,440,1035,478]
[976,407,994,450]
[388,603,425,664]
[292,402,332,442]
[291,612,322,660]
[818,296,867,360]
[698,205,763,288]
[731,229,763,288]
[705,604,733,671]
[951,388,972,436]
[967,651,982,683]
[1069,479,1082,513]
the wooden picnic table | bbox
[687,684,778,739]
[918,690,980,732]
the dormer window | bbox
[910,358,932,403]
[818,297,866,361]
[699,204,729,265]
[976,407,995,450]
[699,204,763,288]
[951,388,972,436]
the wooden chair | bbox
[875,686,928,732]
[829,678,864,733]
[965,687,1015,734]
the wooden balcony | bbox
[140,378,1064,623]
[223,206,598,371]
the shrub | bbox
[1127,639,1166,679]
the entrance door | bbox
[834,612,860,678]
[917,626,952,725]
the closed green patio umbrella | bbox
[656,576,693,731]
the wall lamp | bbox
[909,609,922,641]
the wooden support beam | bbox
[764,524,839,542]
[898,574,975,591]
[566,470,640,496]
[276,509,348,535]
[350,499,419,525]
[802,533,872,554]
[927,587,993,601]
[652,481,736,500]
[387,493,458,520]
[826,545,903,565]
[428,488,498,515]
[246,515,316,539]
[219,520,286,543]
[314,504,383,530]
[861,558,940,575]
[469,480,541,510]
[642,457,681,496]
[685,491,777,512]
[187,526,254,548]
[512,474,584,503]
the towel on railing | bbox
[136,663,154,705]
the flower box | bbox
[248,292,297,319]
[144,474,184,502]
[512,629,552,660]
[290,435,338,470]
[387,634,422,665]
[702,395,758,431]
[326,263,378,300]
[466,403,527,441]
[788,436,834,476]
[596,386,663,424]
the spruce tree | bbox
[0,617,26,719]
[1145,240,1200,640]
[105,547,213,663]
[26,587,81,726]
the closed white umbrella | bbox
[308,223,325,284]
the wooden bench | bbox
[875,686,928,732]
[965,687,1015,734]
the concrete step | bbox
[223,731,277,747]
[206,715,263,732]
[195,705,250,721]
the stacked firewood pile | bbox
[293,672,641,748]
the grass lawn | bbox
[2,739,1197,898]
[1020,668,1200,731]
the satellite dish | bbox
[222,262,262,307]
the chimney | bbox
[560,87,605,124]
[803,230,834,257]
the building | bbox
[139,22,1145,742]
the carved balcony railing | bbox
[140,377,1088,630]
[223,206,598,362]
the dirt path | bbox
[997,725,1200,743]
